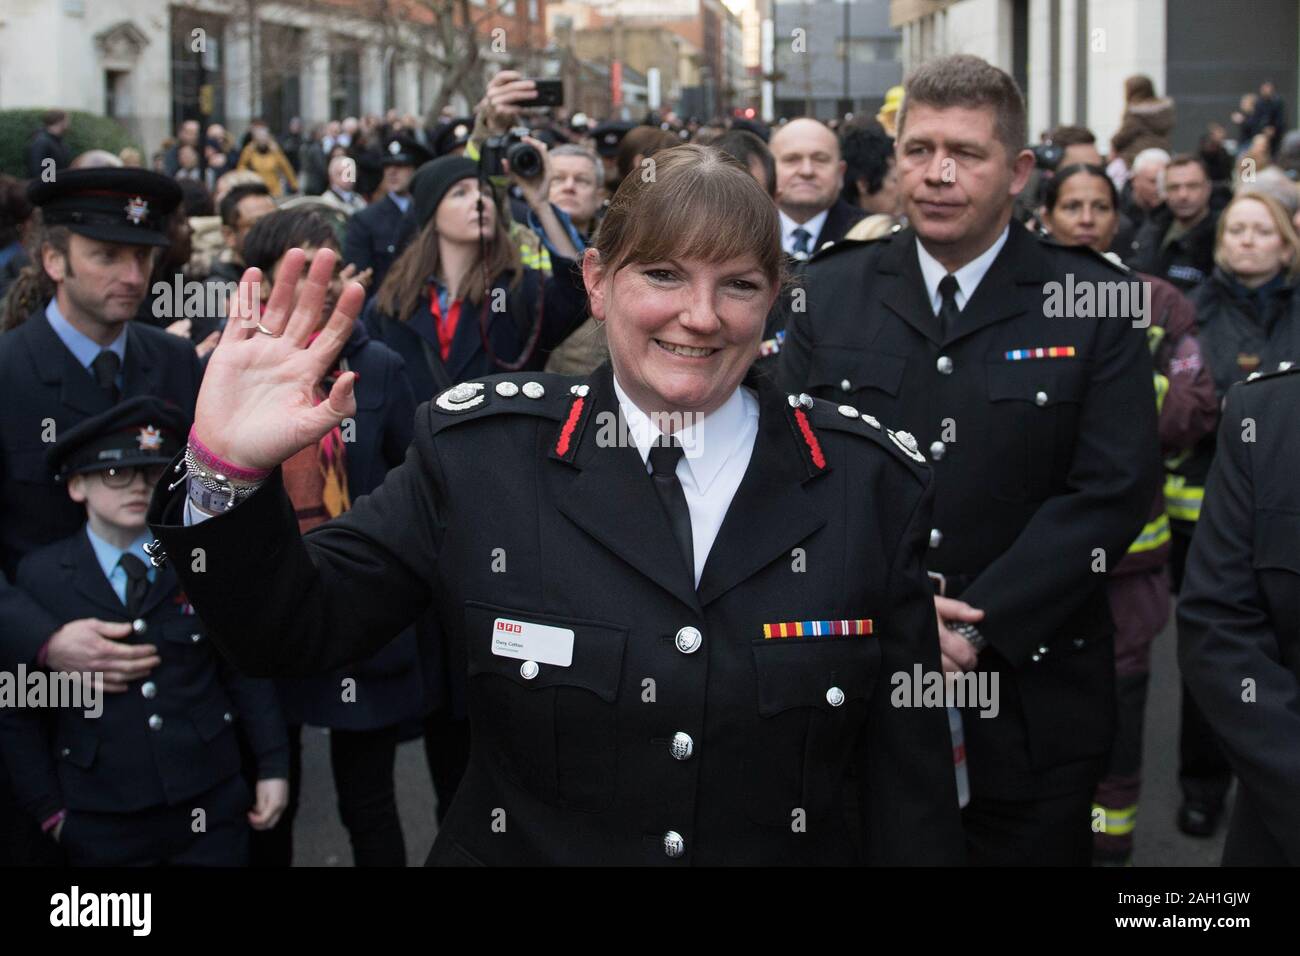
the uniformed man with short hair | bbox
[0,168,202,864]
[781,55,1161,865]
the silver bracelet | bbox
[170,448,266,512]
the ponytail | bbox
[1,219,66,332]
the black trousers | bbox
[423,708,470,824]
[1170,525,1232,809]
[242,722,416,867]
[962,786,1097,866]
[62,775,251,867]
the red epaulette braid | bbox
[555,396,585,457]
[793,407,826,469]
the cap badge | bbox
[124,195,149,225]
[453,124,468,138]
[388,140,402,155]
[137,425,163,452]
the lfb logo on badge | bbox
[491,617,574,667]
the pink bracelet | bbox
[188,426,272,482]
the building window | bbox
[834,37,902,64]
[330,40,362,119]
[171,9,226,130]
[261,22,303,135]
[105,70,130,120]
[528,0,538,22]
[500,0,516,15]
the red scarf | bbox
[431,288,462,362]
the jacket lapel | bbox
[944,225,1047,343]
[121,323,159,399]
[137,562,180,618]
[24,309,112,417]
[66,531,131,620]
[696,375,827,606]
[878,230,943,345]
[551,364,702,613]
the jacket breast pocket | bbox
[807,349,907,413]
[985,359,1087,501]
[464,601,627,812]
[744,636,881,826]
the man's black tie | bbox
[938,273,961,340]
[648,439,694,583]
[118,553,150,618]
[91,350,121,403]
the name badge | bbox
[491,618,574,668]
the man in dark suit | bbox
[781,54,1161,865]
[1178,364,1300,865]
[0,398,288,866]
[343,135,432,299]
[0,168,202,863]
[751,118,867,381]
[770,118,866,260]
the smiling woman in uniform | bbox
[145,145,965,866]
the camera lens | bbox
[506,141,542,179]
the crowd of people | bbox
[0,56,1297,868]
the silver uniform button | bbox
[191,632,202,643]
[937,355,954,375]
[1072,637,1086,649]
[674,626,702,654]
[860,412,881,430]
[131,618,147,635]
[840,379,852,392]
[522,381,545,399]
[148,714,163,731]
[1031,654,1042,662]
[798,393,814,409]
[929,440,946,460]
[786,394,799,408]
[61,748,71,758]
[141,681,157,700]
[520,660,540,680]
[670,732,694,760]
[838,404,859,418]
[663,830,685,858]
[826,686,845,707]
[1035,390,1048,406]
[223,712,233,723]
[569,383,590,397]
[495,381,520,397]
[1037,645,1049,655]
[929,528,943,549]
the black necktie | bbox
[91,351,121,403]
[118,553,150,618]
[791,227,813,258]
[938,273,961,340]
[648,439,694,583]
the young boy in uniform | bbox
[0,397,288,865]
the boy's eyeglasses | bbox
[95,464,168,489]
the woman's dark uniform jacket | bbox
[361,256,588,404]
[145,362,965,865]
[1177,365,1300,865]
[272,321,438,730]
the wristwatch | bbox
[948,621,988,653]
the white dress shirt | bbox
[612,375,760,587]
[780,208,829,258]
[914,225,1010,314]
